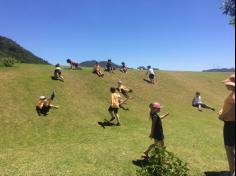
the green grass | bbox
[0,64,233,176]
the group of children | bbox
[35,60,235,174]
[94,60,128,77]
[53,59,129,81]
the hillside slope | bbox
[0,36,49,64]
[0,64,233,176]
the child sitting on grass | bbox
[93,62,104,78]
[117,80,133,99]
[36,91,59,116]
[108,87,122,126]
[105,59,114,73]
[120,62,128,73]
[192,92,215,112]
[142,102,169,159]
[54,64,64,81]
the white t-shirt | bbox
[148,68,155,75]
[193,96,202,105]
[55,67,61,70]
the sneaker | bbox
[116,123,121,126]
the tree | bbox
[221,0,235,26]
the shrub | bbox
[1,57,17,67]
[137,146,189,176]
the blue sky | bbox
[0,0,235,71]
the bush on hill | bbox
[0,57,17,67]
[137,146,189,176]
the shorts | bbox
[224,121,235,146]
[149,74,155,80]
[55,69,62,75]
[108,106,119,114]
[36,105,51,115]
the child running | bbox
[36,91,59,116]
[142,102,169,159]
[108,87,121,126]
[117,80,133,98]
[120,62,128,73]
[54,64,64,81]
[93,62,104,78]
[192,92,215,112]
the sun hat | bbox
[223,74,235,87]
[39,96,46,100]
[150,102,162,109]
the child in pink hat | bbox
[142,102,169,159]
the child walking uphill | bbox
[54,64,64,81]
[146,66,156,84]
[66,59,82,70]
[142,102,169,159]
[108,87,121,126]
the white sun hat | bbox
[39,96,46,100]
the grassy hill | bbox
[0,36,49,64]
[0,64,233,176]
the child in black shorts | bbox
[142,102,169,159]
[54,64,64,81]
[36,91,59,116]
[108,87,121,126]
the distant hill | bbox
[80,60,121,68]
[0,36,49,64]
[203,68,235,72]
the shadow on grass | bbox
[204,171,230,176]
[132,159,149,168]
[97,121,115,129]
[143,78,153,84]
[50,76,64,82]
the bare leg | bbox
[201,104,215,111]
[198,104,203,111]
[225,145,235,176]
[59,75,64,81]
[143,140,164,157]
[109,111,115,122]
[114,113,120,125]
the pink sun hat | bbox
[150,102,163,109]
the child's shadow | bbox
[132,159,149,168]
[51,76,57,80]
[143,78,152,84]
[97,121,115,129]
[50,76,63,82]
[204,171,230,176]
